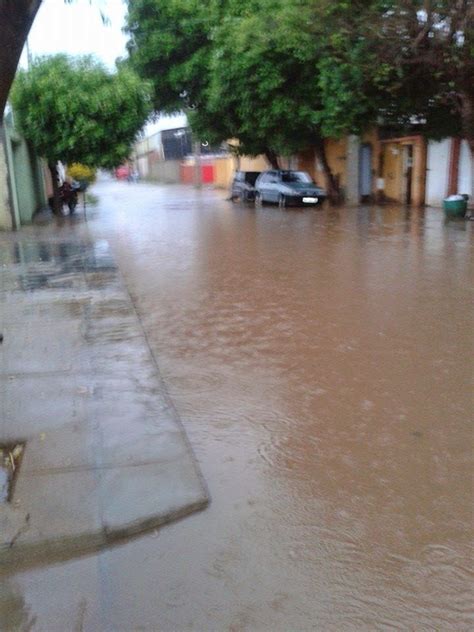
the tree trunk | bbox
[314,138,340,204]
[0,0,43,116]
[48,162,62,215]
[264,148,280,169]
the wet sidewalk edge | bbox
[0,228,209,566]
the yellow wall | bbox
[213,156,234,189]
[213,154,270,190]
[383,143,403,201]
[381,136,426,205]
[308,138,349,191]
[325,138,348,189]
[240,155,269,172]
[214,131,426,205]
[308,130,380,197]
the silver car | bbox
[255,170,326,207]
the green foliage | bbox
[126,0,212,113]
[10,54,152,168]
[125,0,472,158]
[358,0,472,140]
[125,0,384,158]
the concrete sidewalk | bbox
[0,232,208,563]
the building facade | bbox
[214,131,472,208]
[0,113,48,230]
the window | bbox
[281,171,312,183]
[244,172,260,185]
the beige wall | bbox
[323,138,348,191]
[299,130,380,199]
[239,155,269,172]
[382,142,402,201]
[214,130,427,206]
[381,136,426,206]
[148,159,181,183]
[214,156,235,189]
[214,154,270,190]
[413,137,427,206]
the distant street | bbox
[2,179,472,631]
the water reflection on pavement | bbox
[1,181,472,631]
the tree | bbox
[0,0,111,117]
[10,54,151,212]
[373,1,474,153]
[0,0,42,116]
[126,0,472,200]
[197,0,378,199]
[126,0,381,201]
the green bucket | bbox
[443,197,468,217]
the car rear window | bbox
[281,171,312,183]
[244,172,260,185]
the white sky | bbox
[19,0,186,133]
[20,0,128,70]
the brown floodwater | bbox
[1,180,473,631]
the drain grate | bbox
[0,443,25,503]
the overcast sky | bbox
[21,0,128,69]
[20,0,185,134]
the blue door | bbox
[359,144,372,199]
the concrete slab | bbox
[101,457,206,533]
[19,422,98,473]
[0,505,29,550]
[0,374,88,438]
[98,426,187,467]
[0,321,83,375]
[13,469,103,549]
[0,233,208,562]
[0,295,87,324]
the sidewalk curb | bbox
[1,497,207,569]
[0,230,209,565]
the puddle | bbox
[0,443,25,503]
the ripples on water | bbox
[7,183,468,629]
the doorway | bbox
[359,143,372,201]
[402,144,413,204]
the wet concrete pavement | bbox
[1,179,472,630]
[0,233,207,561]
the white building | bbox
[426,139,472,207]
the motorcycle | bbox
[48,180,81,215]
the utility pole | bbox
[26,37,32,69]
[193,140,202,189]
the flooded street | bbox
[2,179,473,630]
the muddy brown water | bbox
[1,180,472,631]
